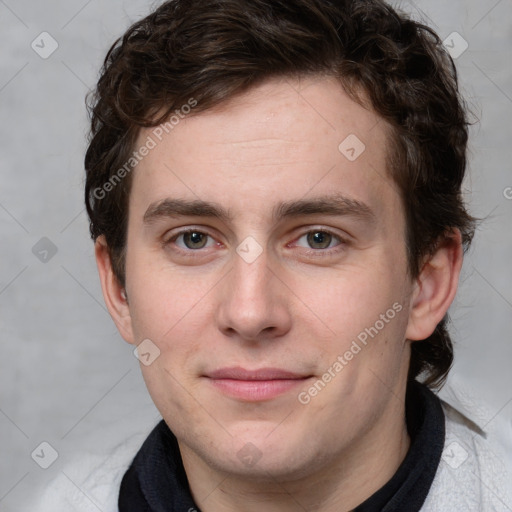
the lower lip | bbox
[209,378,307,401]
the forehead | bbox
[130,76,400,225]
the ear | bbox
[405,229,463,341]
[95,235,135,345]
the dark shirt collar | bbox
[354,380,445,511]
[119,380,445,512]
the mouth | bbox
[204,367,313,402]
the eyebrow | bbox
[143,194,375,225]
[273,194,375,223]
[143,199,233,224]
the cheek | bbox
[292,265,411,398]
[293,266,404,339]
[126,245,212,340]
[131,280,212,426]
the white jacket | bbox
[26,383,512,511]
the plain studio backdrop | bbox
[1,0,511,510]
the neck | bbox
[180,390,410,512]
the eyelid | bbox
[161,225,349,258]
[162,226,220,250]
[290,226,348,244]
[287,227,349,258]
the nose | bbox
[215,250,292,343]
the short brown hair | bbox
[85,0,476,388]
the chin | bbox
[201,426,323,480]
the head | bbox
[86,0,475,484]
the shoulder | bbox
[25,425,153,511]
[421,380,512,511]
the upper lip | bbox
[206,367,309,380]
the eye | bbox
[174,230,215,250]
[295,230,342,250]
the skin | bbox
[96,76,463,511]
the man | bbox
[34,0,511,510]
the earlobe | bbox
[405,230,463,341]
[95,236,135,344]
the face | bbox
[115,77,418,479]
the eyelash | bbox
[291,228,347,258]
[163,228,218,257]
[163,227,348,258]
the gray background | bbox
[1,0,511,510]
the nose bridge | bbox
[230,250,273,311]
[216,248,291,340]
